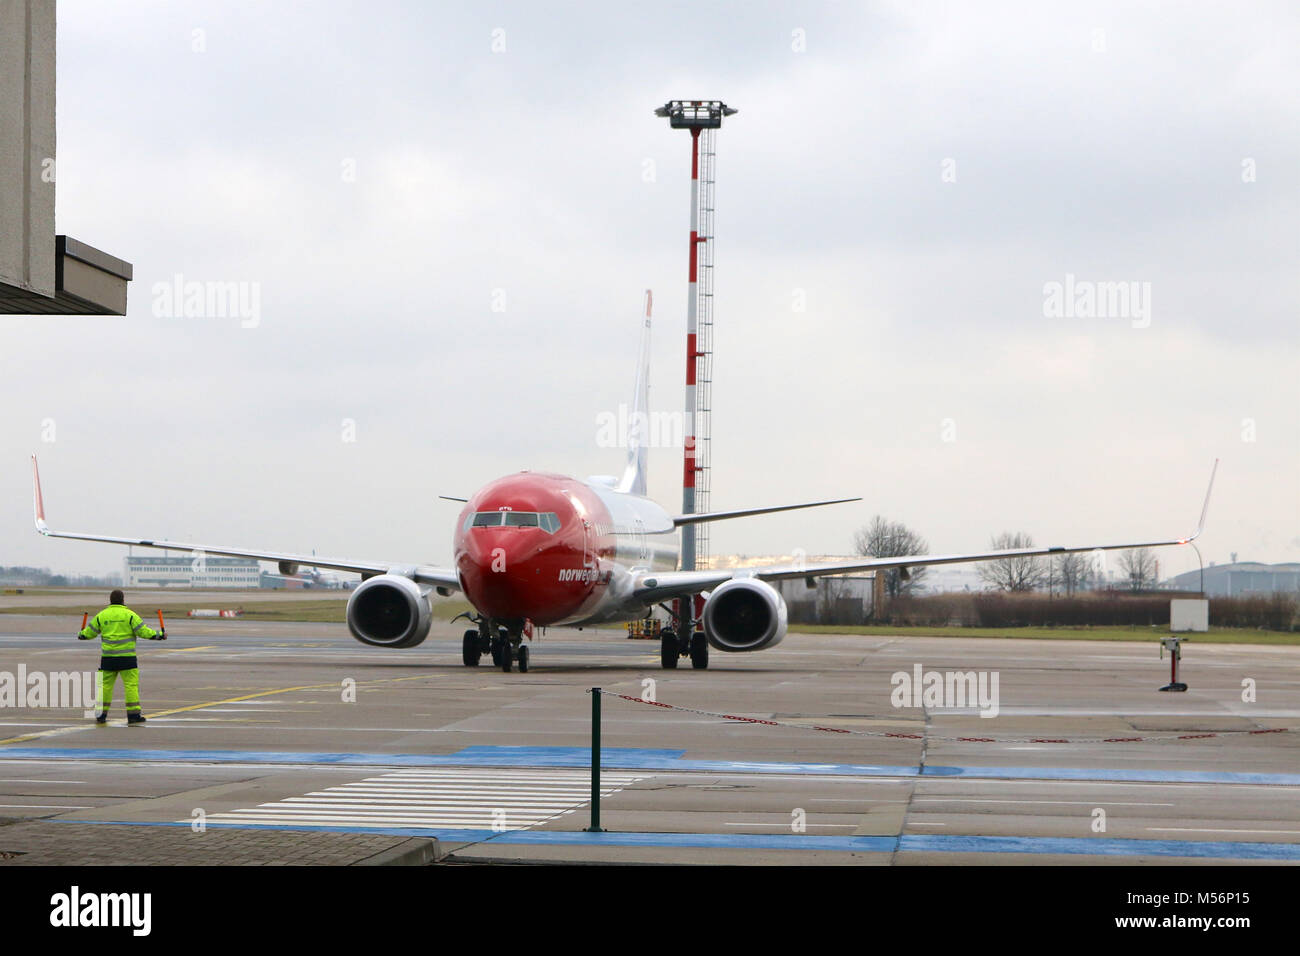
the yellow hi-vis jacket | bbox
[79,604,162,670]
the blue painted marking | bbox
[4,745,1299,787]
[922,765,1300,786]
[51,820,1300,859]
[490,830,899,852]
[900,834,1300,862]
[0,746,918,777]
[451,746,685,763]
[447,748,920,776]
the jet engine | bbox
[701,577,788,652]
[345,574,432,648]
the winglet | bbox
[1179,458,1219,543]
[31,455,49,534]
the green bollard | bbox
[585,687,605,832]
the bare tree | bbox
[1053,551,1093,595]
[1118,548,1157,591]
[816,575,848,622]
[816,576,870,625]
[852,515,929,598]
[977,531,1048,592]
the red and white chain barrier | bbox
[597,691,1293,745]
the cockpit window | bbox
[466,511,561,533]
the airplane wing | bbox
[635,461,1218,604]
[30,456,461,592]
[671,497,861,526]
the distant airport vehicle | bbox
[30,313,1217,673]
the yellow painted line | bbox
[0,724,96,746]
[0,673,442,746]
[161,645,218,653]
[147,673,440,718]
[147,682,343,717]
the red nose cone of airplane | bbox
[454,473,603,625]
[459,528,554,619]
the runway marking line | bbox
[196,767,652,832]
[0,672,443,747]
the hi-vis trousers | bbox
[98,669,141,714]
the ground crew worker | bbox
[78,589,166,724]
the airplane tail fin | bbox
[616,290,652,496]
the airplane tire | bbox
[518,644,529,673]
[690,633,709,670]
[462,631,481,667]
[501,641,513,673]
[660,630,679,669]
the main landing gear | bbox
[462,629,482,667]
[655,596,710,670]
[659,628,709,670]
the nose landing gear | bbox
[469,621,526,673]
[495,629,529,672]
[456,614,530,672]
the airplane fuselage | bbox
[453,472,679,628]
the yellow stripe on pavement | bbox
[0,673,442,746]
[0,724,97,746]
[146,673,441,717]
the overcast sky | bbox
[3,0,1297,579]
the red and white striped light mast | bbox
[656,99,735,632]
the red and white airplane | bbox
[30,311,1217,673]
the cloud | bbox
[4,0,1296,576]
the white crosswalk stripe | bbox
[196,767,650,831]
